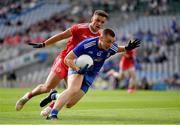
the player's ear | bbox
[99,36,103,41]
[90,16,94,22]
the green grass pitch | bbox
[0,88,180,124]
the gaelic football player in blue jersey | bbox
[40,28,140,120]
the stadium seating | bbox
[116,15,180,37]
[0,2,70,38]
[0,0,179,89]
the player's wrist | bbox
[76,64,89,74]
[125,46,130,51]
[75,66,80,72]
[42,43,46,47]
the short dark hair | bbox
[94,10,109,19]
[103,28,115,37]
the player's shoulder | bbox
[76,23,89,29]
[83,37,98,49]
[110,42,118,52]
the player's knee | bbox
[131,74,136,80]
[130,72,136,80]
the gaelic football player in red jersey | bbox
[108,49,137,93]
[15,10,109,114]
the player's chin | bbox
[96,26,101,30]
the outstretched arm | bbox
[117,46,126,53]
[117,39,141,53]
[28,28,72,48]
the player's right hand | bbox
[28,42,45,48]
[77,64,89,75]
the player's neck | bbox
[89,24,98,34]
[98,40,106,50]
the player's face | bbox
[100,35,115,50]
[90,15,107,32]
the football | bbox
[76,54,93,68]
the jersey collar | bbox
[88,24,99,34]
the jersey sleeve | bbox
[73,41,85,57]
[70,24,79,36]
[110,43,119,56]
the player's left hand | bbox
[28,42,45,48]
[77,64,89,75]
[125,39,141,51]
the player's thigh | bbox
[66,90,85,107]
[64,77,68,88]
[118,70,125,80]
[67,74,84,92]
[44,71,63,89]
[51,56,68,80]
[129,68,136,79]
[46,55,68,89]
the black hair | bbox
[103,28,115,37]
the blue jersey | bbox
[73,37,118,75]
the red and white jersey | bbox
[120,49,136,71]
[60,23,101,58]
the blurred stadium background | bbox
[0,0,179,90]
[0,0,180,124]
